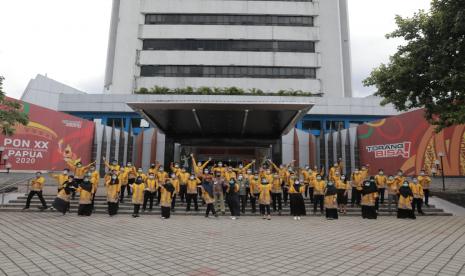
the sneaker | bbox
[214,214,219,218]
[49,207,55,211]
[161,217,166,219]
[132,214,137,218]
[293,216,297,220]
[22,207,29,211]
[231,217,236,220]
[267,216,271,220]
[297,217,301,220]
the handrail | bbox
[0,176,35,207]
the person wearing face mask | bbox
[226,178,240,219]
[103,157,120,172]
[386,175,398,213]
[199,175,218,218]
[212,171,226,215]
[417,170,432,207]
[148,162,160,175]
[289,179,306,220]
[351,169,363,207]
[67,160,96,199]
[118,167,129,203]
[313,175,325,215]
[23,172,48,211]
[271,173,283,215]
[301,166,311,199]
[258,177,272,220]
[225,167,237,183]
[375,169,387,204]
[329,163,340,183]
[361,180,378,219]
[176,167,190,205]
[50,169,70,193]
[130,176,145,218]
[170,162,181,175]
[360,165,369,181]
[160,180,175,219]
[336,174,349,214]
[234,160,255,175]
[136,168,147,182]
[410,177,425,215]
[76,176,95,216]
[249,173,260,213]
[89,166,99,211]
[308,168,317,204]
[324,181,338,220]
[191,154,211,177]
[105,171,121,216]
[237,174,249,214]
[212,161,227,178]
[398,181,416,219]
[169,173,180,212]
[143,173,158,212]
[124,162,137,196]
[52,175,76,215]
[186,174,201,212]
[394,170,405,190]
[156,166,169,205]
[269,160,291,204]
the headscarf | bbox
[202,179,214,197]
[399,182,413,198]
[293,180,302,193]
[164,181,175,194]
[80,180,93,193]
[325,181,337,196]
[362,180,377,195]
[228,178,236,193]
[110,175,119,185]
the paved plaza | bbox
[0,213,465,276]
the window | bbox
[302,120,322,131]
[144,14,314,27]
[140,65,316,79]
[106,118,125,128]
[325,121,345,131]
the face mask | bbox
[136,179,142,184]
[420,172,425,176]
[175,164,179,168]
[159,167,164,171]
[239,165,243,168]
[138,170,143,173]
[398,172,402,176]
[218,163,223,167]
[84,178,90,182]
[379,172,384,175]
[328,182,333,186]
[63,171,68,174]
[247,170,252,174]
[362,167,366,170]
[189,176,195,180]
[341,177,346,180]
[171,175,176,179]
[261,181,267,184]
[403,182,409,187]
[112,175,117,180]
[254,176,259,180]
[149,176,154,179]
[112,162,117,165]
[305,166,310,170]
[238,176,243,180]
[389,177,394,181]
[295,181,300,185]
[77,164,82,168]
[335,173,339,176]
[229,181,235,185]
[197,162,202,166]
[127,163,132,167]
[204,170,209,174]
[36,174,41,178]
[413,179,418,184]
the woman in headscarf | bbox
[398,181,416,219]
[324,181,338,220]
[258,177,272,220]
[361,179,378,219]
[237,174,249,214]
[52,175,76,215]
[289,179,306,220]
[226,178,240,220]
[336,174,349,214]
[130,176,145,218]
[76,176,94,216]
[160,179,175,219]
[199,175,218,218]
[105,170,120,216]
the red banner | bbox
[358,109,465,176]
[0,98,94,171]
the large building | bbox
[104,0,352,97]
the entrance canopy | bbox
[127,95,314,140]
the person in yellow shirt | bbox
[169,173,180,212]
[77,176,94,216]
[191,154,211,177]
[156,166,169,205]
[308,168,317,203]
[386,175,398,213]
[103,157,120,172]
[324,181,338,220]
[118,167,129,203]
[186,175,201,212]
[249,173,260,213]
[301,166,311,198]
[271,173,282,215]
[124,162,137,196]
[160,180,175,219]
[212,161,227,178]
[170,162,181,175]
[226,178,240,219]
[361,179,378,219]
[105,172,121,216]
[313,175,326,215]
[130,176,145,218]
[418,170,432,207]
[375,169,387,204]
[335,174,349,214]
[360,165,369,181]
[177,167,190,205]
[258,177,272,220]
[52,175,76,215]
[148,162,159,175]
[289,179,306,220]
[398,181,416,219]
[143,173,158,212]
[23,172,48,210]
[329,163,340,183]
[394,170,406,190]
[410,177,425,215]
[234,160,255,175]
[199,176,218,218]
[351,169,363,207]
[89,166,99,211]
[50,169,70,193]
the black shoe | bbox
[22,207,29,211]
[38,206,47,211]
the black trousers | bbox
[25,191,47,208]
[186,193,198,211]
[179,185,187,203]
[313,195,324,213]
[271,193,282,211]
[157,187,162,205]
[206,203,216,216]
[378,188,385,204]
[240,195,247,213]
[259,204,271,215]
[308,187,314,203]
[424,189,430,206]
[161,206,171,218]
[133,204,140,215]
[412,198,424,214]
[283,188,289,204]
[78,204,92,216]
[250,193,259,213]
[143,191,156,210]
[171,194,177,210]
[351,188,361,206]
[108,202,118,216]
[91,193,96,209]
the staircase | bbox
[0,194,453,216]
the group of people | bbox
[23,155,432,221]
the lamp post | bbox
[0,146,11,173]
[438,152,446,191]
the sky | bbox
[0,0,432,99]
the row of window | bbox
[142,39,315,53]
[302,120,366,131]
[145,14,313,26]
[140,65,316,79]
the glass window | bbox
[302,120,322,131]
[326,121,345,131]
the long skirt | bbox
[361,205,377,219]
[108,202,119,216]
[325,208,338,219]
[161,206,171,219]
[289,193,306,216]
[53,197,69,215]
[226,193,241,216]
[336,190,348,205]
[397,208,416,219]
[78,204,92,216]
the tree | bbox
[364,0,465,131]
[0,76,29,135]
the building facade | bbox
[104,0,352,97]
